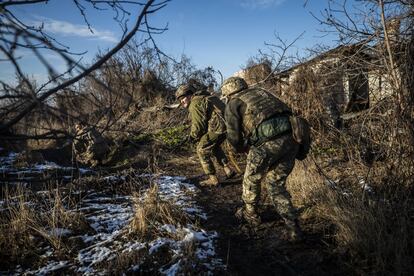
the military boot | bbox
[284,218,303,242]
[235,204,261,226]
[199,174,219,187]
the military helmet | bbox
[188,78,207,91]
[175,84,195,100]
[221,77,248,97]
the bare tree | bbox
[0,0,170,138]
[314,0,414,148]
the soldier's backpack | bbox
[289,115,311,160]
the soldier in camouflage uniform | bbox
[176,82,236,186]
[222,77,302,240]
[73,122,110,167]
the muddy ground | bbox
[161,151,350,276]
[1,142,350,275]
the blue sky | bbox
[1,0,346,84]
[150,0,340,76]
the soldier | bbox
[176,82,236,186]
[221,77,302,240]
[73,122,110,167]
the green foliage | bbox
[154,125,189,149]
[312,145,339,156]
[131,133,153,144]
[120,125,190,151]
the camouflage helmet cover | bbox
[175,84,196,100]
[221,77,248,96]
[188,78,207,91]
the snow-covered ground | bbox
[1,154,224,275]
[0,151,93,183]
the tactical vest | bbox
[193,92,226,135]
[233,88,292,137]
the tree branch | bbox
[0,0,159,132]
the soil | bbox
[1,142,349,275]
[161,150,349,276]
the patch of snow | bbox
[183,207,208,220]
[86,203,132,233]
[0,151,94,186]
[359,177,374,193]
[131,264,140,272]
[78,246,114,268]
[10,174,223,275]
[181,227,219,261]
[149,238,171,254]
[103,175,126,182]
[152,176,208,220]
[29,261,70,275]
[78,168,93,174]
[34,161,61,170]
[49,228,72,237]
[122,242,146,253]
[160,224,177,234]
[81,234,97,244]
[161,260,181,275]
[40,247,54,258]
[0,152,18,173]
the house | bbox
[278,19,402,116]
[233,62,273,86]
[278,43,398,113]
[236,43,396,122]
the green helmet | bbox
[188,78,207,91]
[221,77,248,97]
[175,84,195,100]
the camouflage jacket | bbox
[188,90,226,141]
[225,88,292,152]
[74,127,108,155]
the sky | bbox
[1,0,347,85]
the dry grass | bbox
[0,186,89,267]
[275,54,414,274]
[37,189,89,255]
[287,157,414,274]
[0,187,39,266]
[287,159,326,208]
[116,182,201,274]
[129,184,190,240]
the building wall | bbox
[234,50,396,116]
[233,63,272,85]
[368,70,394,104]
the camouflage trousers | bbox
[242,133,299,221]
[197,132,228,175]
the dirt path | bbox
[163,153,345,276]
[1,146,345,274]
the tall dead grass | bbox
[288,158,413,274]
[278,49,414,274]
[0,186,88,267]
[0,187,38,266]
[129,184,190,239]
[318,189,413,274]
